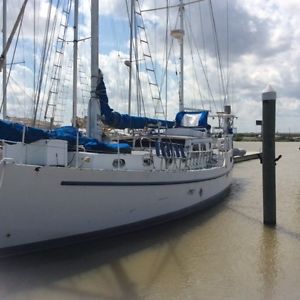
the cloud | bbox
[1,0,299,133]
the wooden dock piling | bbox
[262,85,277,226]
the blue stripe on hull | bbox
[61,170,231,186]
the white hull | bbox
[0,152,233,252]
[0,0,237,256]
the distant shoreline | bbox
[233,133,300,142]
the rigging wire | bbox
[38,0,63,123]
[208,0,226,108]
[184,12,205,110]
[198,1,207,74]
[58,57,73,124]
[159,11,179,107]
[33,0,54,126]
[135,0,165,119]
[185,13,217,112]
[141,0,203,13]
[43,0,72,124]
[55,0,73,124]
[8,76,31,115]
[125,0,141,115]
[33,0,36,113]
[108,7,130,114]
[198,2,210,110]
[0,6,25,114]
[78,58,89,118]
[31,0,42,108]
[225,0,230,105]
[165,0,169,119]
[20,6,26,116]
[172,11,181,102]
[133,11,144,117]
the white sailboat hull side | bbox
[0,154,233,252]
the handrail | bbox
[1,139,19,145]
[0,157,15,165]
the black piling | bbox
[262,85,277,226]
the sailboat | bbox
[0,0,235,255]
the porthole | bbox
[112,159,126,168]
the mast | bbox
[88,0,101,140]
[128,0,135,115]
[165,0,169,119]
[171,0,185,112]
[0,0,28,118]
[33,0,36,116]
[2,0,7,119]
[72,0,78,127]
[179,0,184,112]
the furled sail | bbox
[96,70,175,129]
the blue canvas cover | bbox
[50,126,131,153]
[0,119,49,143]
[50,126,80,144]
[175,111,210,129]
[84,140,131,153]
[96,71,175,129]
[0,121,131,153]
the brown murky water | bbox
[0,142,300,300]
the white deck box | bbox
[4,139,68,166]
[26,139,68,166]
[3,143,26,164]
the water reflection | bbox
[0,203,225,300]
[258,227,279,300]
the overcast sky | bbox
[1,0,300,133]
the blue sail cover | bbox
[96,73,175,129]
[0,121,131,153]
[50,126,131,153]
[0,119,49,143]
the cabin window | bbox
[193,144,199,151]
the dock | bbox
[234,151,262,163]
